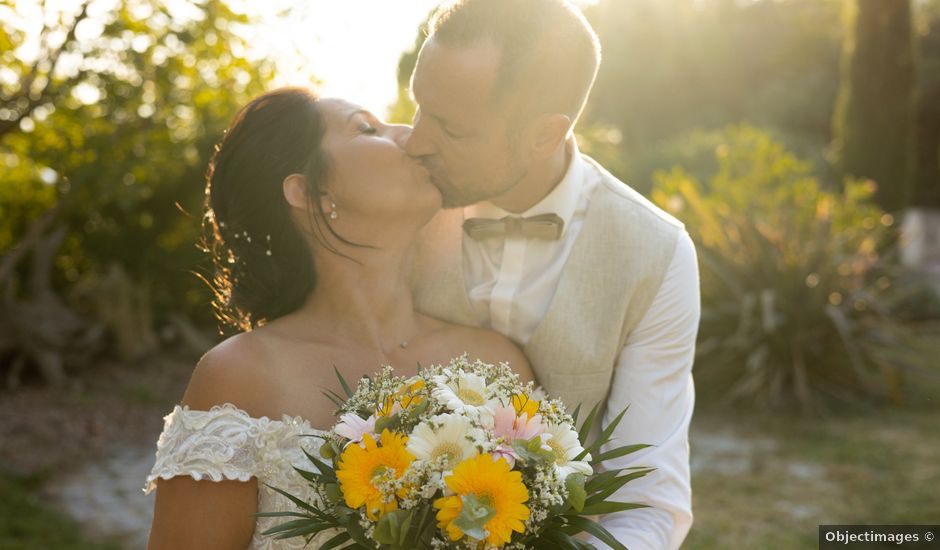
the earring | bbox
[330,201,338,220]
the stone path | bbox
[41,444,159,549]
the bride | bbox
[143,87,534,549]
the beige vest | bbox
[411,157,684,417]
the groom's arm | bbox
[587,230,700,550]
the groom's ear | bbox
[526,113,572,161]
[282,174,311,210]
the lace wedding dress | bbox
[142,402,341,549]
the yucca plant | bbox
[652,126,938,415]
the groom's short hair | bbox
[428,0,601,126]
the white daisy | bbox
[407,414,482,471]
[431,370,499,419]
[544,422,594,479]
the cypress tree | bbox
[833,0,916,212]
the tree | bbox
[832,0,916,212]
[913,0,940,208]
[0,0,274,384]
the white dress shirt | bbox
[461,139,699,550]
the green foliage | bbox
[652,126,936,414]
[832,0,916,212]
[0,471,121,550]
[582,0,843,170]
[0,0,274,325]
[387,21,426,125]
[452,494,496,541]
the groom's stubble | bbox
[423,128,531,210]
[432,167,532,211]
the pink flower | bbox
[492,405,547,441]
[492,444,519,468]
[334,413,376,447]
[490,405,551,467]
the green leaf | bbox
[323,483,342,505]
[409,397,430,417]
[581,500,651,515]
[563,515,628,550]
[565,472,587,512]
[334,505,358,521]
[252,511,310,519]
[410,503,436,544]
[301,448,337,483]
[322,389,345,409]
[259,518,316,534]
[261,483,341,529]
[320,441,337,460]
[398,508,414,545]
[512,436,555,465]
[319,531,353,550]
[262,483,325,516]
[536,529,586,550]
[453,493,496,541]
[374,509,411,545]
[374,414,401,434]
[584,470,619,494]
[594,443,653,464]
[585,468,656,505]
[570,403,583,425]
[577,405,631,462]
[334,365,355,398]
[340,509,373,547]
[577,402,601,443]
[291,465,321,485]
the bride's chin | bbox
[408,188,442,229]
[412,172,443,208]
[418,189,443,220]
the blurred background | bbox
[1,0,938,548]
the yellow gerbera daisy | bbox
[433,454,530,547]
[336,429,414,520]
[511,393,540,419]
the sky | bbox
[247,0,443,115]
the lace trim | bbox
[142,402,327,495]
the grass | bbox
[0,471,122,550]
[684,395,940,549]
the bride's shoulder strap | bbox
[142,402,266,495]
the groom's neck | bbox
[489,139,572,214]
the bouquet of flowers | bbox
[259,355,653,549]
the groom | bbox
[407,1,699,549]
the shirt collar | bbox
[464,136,585,237]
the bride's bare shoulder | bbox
[178,331,276,417]
[422,316,535,383]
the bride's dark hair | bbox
[202,87,349,332]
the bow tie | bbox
[462,213,564,240]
